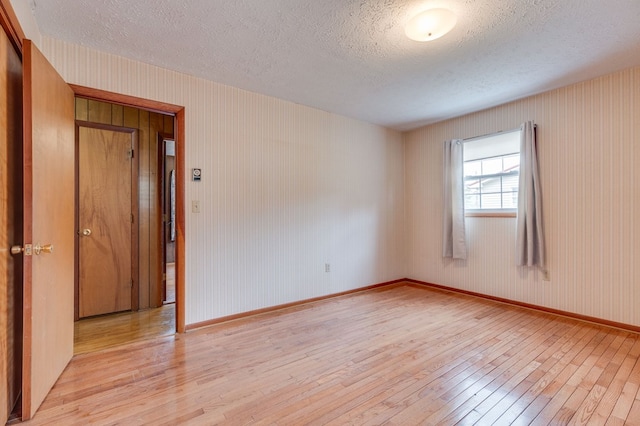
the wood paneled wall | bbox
[75,98,174,309]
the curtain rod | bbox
[462,124,536,143]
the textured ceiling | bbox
[31,0,640,130]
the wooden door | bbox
[78,125,138,318]
[1,24,23,424]
[22,40,75,420]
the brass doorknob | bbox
[81,229,92,236]
[34,244,53,255]
[11,245,24,255]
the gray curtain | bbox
[516,121,546,271]
[442,139,467,259]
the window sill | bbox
[465,211,516,218]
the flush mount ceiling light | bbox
[405,8,457,42]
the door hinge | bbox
[163,214,168,223]
[131,279,134,288]
[163,273,166,281]
[128,149,134,159]
[131,213,134,223]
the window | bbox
[463,130,520,214]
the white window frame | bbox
[463,129,520,217]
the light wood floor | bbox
[25,285,640,425]
[74,263,176,354]
[74,304,175,354]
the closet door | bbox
[78,124,137,318]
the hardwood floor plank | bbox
[605,416,628,426]
[563,335,638,424]
[608,380,640,421]
[73,304,175,354]
[496,328,614,424]
[17,285,640,425]
[549,387,589,425]
[511,329,620,423]
[346,308,539,423]
[589,354,639,422]
[450,321,582,424]
[626,397,640,426]
[390,315,569,424]
[484,324,598,425]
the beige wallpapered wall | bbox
[405,67,640,326]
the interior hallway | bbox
[74,264,176,354]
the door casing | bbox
[70,85,186,333]
[0,10,23,422]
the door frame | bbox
[0,2,24,422]
[157,134,175,305]
[70,85,186,333]
[0,0,24,56]
[74,121,140,319]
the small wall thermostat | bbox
[192,168,202,182]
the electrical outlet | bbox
[192,200,200,213]
[325,263,330,273]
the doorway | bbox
[160,137,176,305]
[72,97,181,353]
